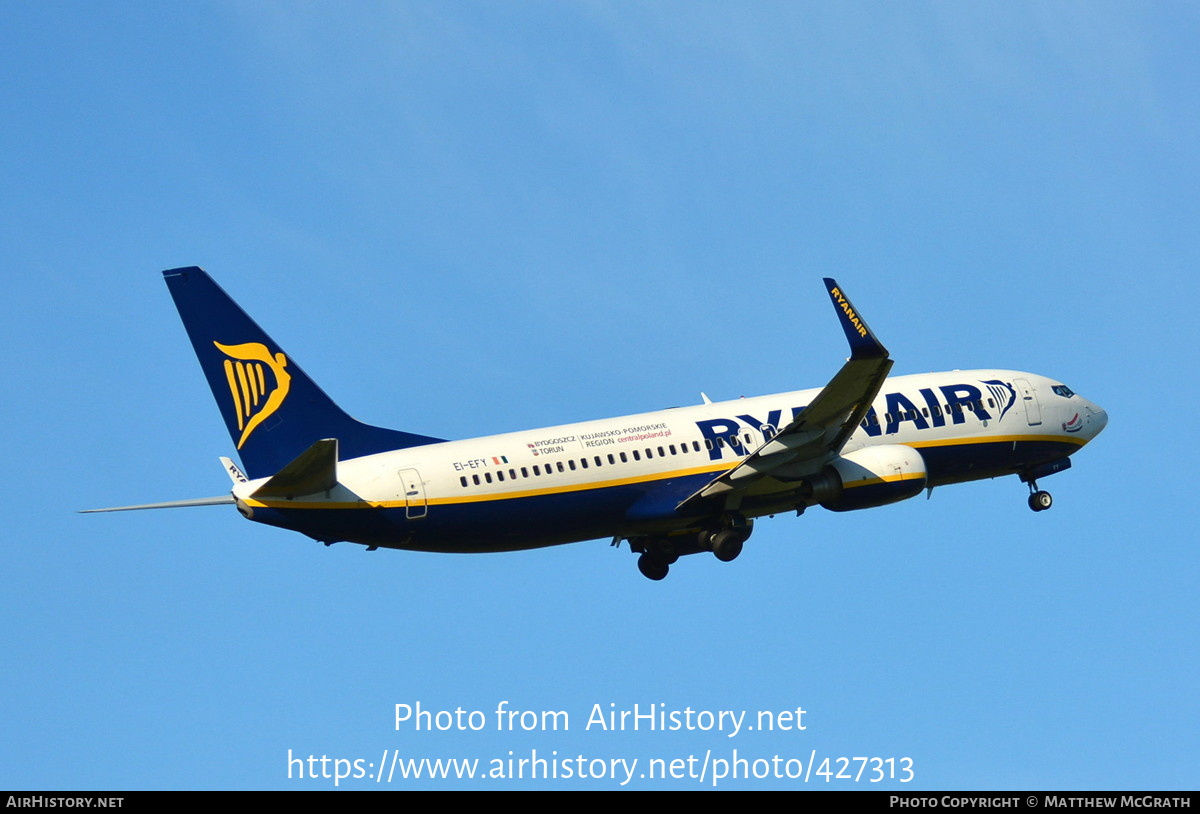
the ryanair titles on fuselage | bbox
[444,377,1020,473]
[694,379,1019,461]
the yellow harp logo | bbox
[214,341,292,449]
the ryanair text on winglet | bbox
[830,286,869,338]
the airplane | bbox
[85,268,1108,580]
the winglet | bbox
[823,278,888,360]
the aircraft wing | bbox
[676,279,892,510]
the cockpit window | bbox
[1052,385,1075,398]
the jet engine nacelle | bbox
[803,444,928,512]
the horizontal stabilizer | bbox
[250,438,339,499]
[79,496,235,513]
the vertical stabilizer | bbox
[163,267,445,478]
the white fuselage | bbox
[233,369,1106,552]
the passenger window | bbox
[568,460,576,471]
[484,472,493,484]
[557,462,565,473]
[632,450,641,461]
[608,454,616,465]
[460,476,468,488]
[472,474,480,486]
[496,471,505,482]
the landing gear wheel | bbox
[711,529,744,562]
[637,553,669,581]
[1028,490,1053,512]
[646,538,679,565]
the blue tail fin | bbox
[163,267,446,478]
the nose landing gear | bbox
[1020,459,1070,512]
[1028,489,1053,512]
[1021,475,1053,512]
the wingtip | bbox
[823,278,888,360]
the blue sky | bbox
[3,2,1196,790]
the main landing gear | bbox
[705,527,746,562]
[637,553,670,581]
[631,517,753,580]
[635,536,678,580]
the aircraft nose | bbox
[1085,401,1108,437]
